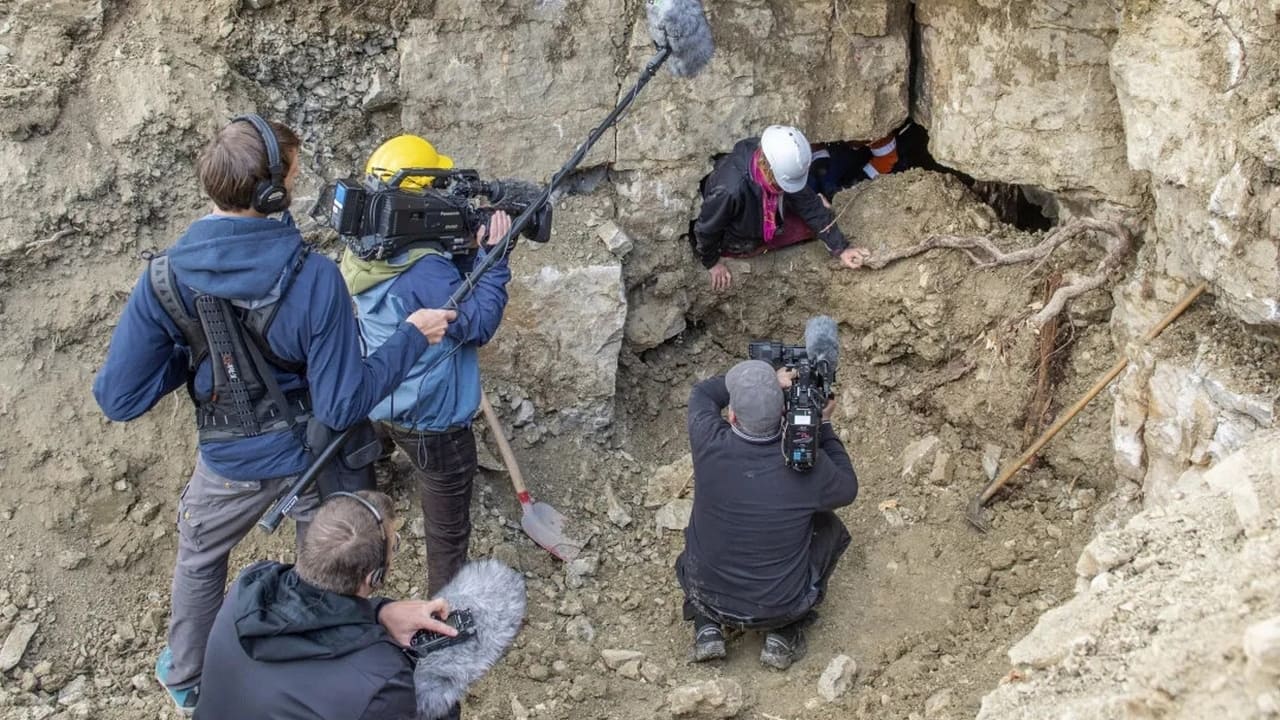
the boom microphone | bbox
[804,315,840,379]
[646,0,715,77]
[262,2,717,522]
[414,560,526,720]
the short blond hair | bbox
[296,491,395,595]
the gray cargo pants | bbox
[163,455,319,690]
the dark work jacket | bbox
[693,138,850,269]
[196,562,417,720]
[678,377,858,620]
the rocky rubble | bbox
[979,430,1280,719]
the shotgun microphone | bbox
[646,0,715,77]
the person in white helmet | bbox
[693,125,871,291]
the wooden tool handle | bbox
[480,393,529,499]
[978,282,1208,504]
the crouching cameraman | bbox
[675,360,858,670]
[197,491,460,720]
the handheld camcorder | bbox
[325,167,552,261]
[748,316,840,472]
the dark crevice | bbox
[549,163,613,202]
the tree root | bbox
[863,218,1133,327]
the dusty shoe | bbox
[154,646,200,716]
[690,624,727,662]
[759,626,807,670]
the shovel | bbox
[480,394,584,562]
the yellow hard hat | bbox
[365,134,454,190]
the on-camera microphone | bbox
[414,560,526,720]
[804,315,840,381]
[646,0,715,77]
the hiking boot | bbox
[690,624,727,662]
[154,646,200,716]
[759,626,807,670]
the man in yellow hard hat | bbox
[341,133,513,613]
[364,134,455,190]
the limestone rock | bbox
[915,0,1145,203]
[924,688,953,718]
[928,451,955,486]
[596,220,633,258]
[361,72,399,112]
[981,443,1003,482]
[645,455,693,509]
[667,678,745,718]
[566,616,596,644]
[56,550,88,571]
[981,428,1280,719]
[1244,617,1280,677]
[625,284,688,352]
[817,654,857,702]
[0,622,38,672]
[604,481,633,529]
[1110,0,1280,327]
[655,498,694,533]
[57,675,87,706]
[1105,294,1278,506]
[617,658,642,680]
[600,648,644,670]
[1075,530,1141,578]
[1201,432,1280,537]
[481,265,626,426]
[901,435,940,478]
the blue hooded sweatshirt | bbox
[351,247,509,432]
[92,214,431,481]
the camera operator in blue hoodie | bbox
[92,116,456,715]
[339,135,512,598]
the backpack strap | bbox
[148,255,208,371]
[243,247,309,376]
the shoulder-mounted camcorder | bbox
[748,321,839,472]
[321,167,552,261]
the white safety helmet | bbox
[760,125,812,193]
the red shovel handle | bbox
[480,393,530,499]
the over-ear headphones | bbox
[232,113,290,214]
[329,491,388,589]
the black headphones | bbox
[328,491,389,589]
[232,113,290,215]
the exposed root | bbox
[1022,273,1065,454]
[864,218,1133,327]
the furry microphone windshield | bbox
[646,0,714,77]
[804,315,840,378]
[414,560,527,720]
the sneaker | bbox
[759,626,807,670]
[154,646,200,716]
[690,624,727,662]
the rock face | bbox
[916,0,1280,334]
[398,0,912,360]
[1110,0,1280,328]
[980,431,1280,719]
[914,0,1146,204]
[1109,278,1278,508]
[482,264,627,427]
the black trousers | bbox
[681,511,851,631]
[387,425,478,597]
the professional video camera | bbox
[322,167,552,261]
[748,316,840,472]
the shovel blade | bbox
[966,494,992,533]
[520,500,584,562]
